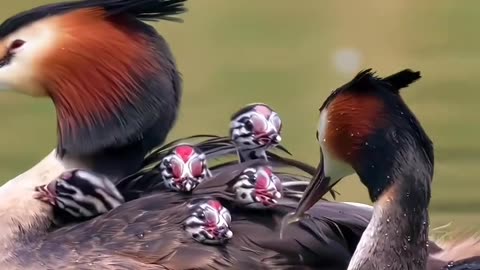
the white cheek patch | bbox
[317,109,329,145]
[317,109,355,184]
[0,20,58,95]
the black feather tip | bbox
[382,69,421,92]
[0,0,187,39]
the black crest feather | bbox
[319,68,422,111]
[348,68,422,94]
[0,0,187,39]
[382,69,422,93]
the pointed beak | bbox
[256,132,281,146]
[209,226,233,244]
[271,134,281,144]
[33,181,57,205]
[46,181,57,195]
[287,151,334,222]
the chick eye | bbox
[247,175,256,184]
[244,120,254,131]
[9,39,25,51]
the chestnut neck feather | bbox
[43,10,181,178]
[325,93,386,165]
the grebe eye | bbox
[244,120,254,131]
[9,39,25,51]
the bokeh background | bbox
[0,1,478,233]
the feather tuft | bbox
[383,69,421,92]
[0,0,187,39]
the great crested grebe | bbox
[288,68,480,270]
[0,1,187,265]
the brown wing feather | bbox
[15,197,239,269]
[12,187,372,269]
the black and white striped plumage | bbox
[34,169,124,223]
[142,103,290,166]
[229,103,283,162]
[232,165,282,209]
[159,144,212,192]
[117,102,336,203]
[184,199,233,245]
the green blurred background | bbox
[0,1,478,233]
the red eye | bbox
[170,158,184,178]
[9,39,25,51]
[251,114,268,134]
[189,157,204,177]
[270,114,282,131]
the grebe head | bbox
[292,69,433,217]
[34,169,124,219]
[229,103,282,152]
[160,144,211,192]
[184,199,233,245]
[232,165,282,209]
